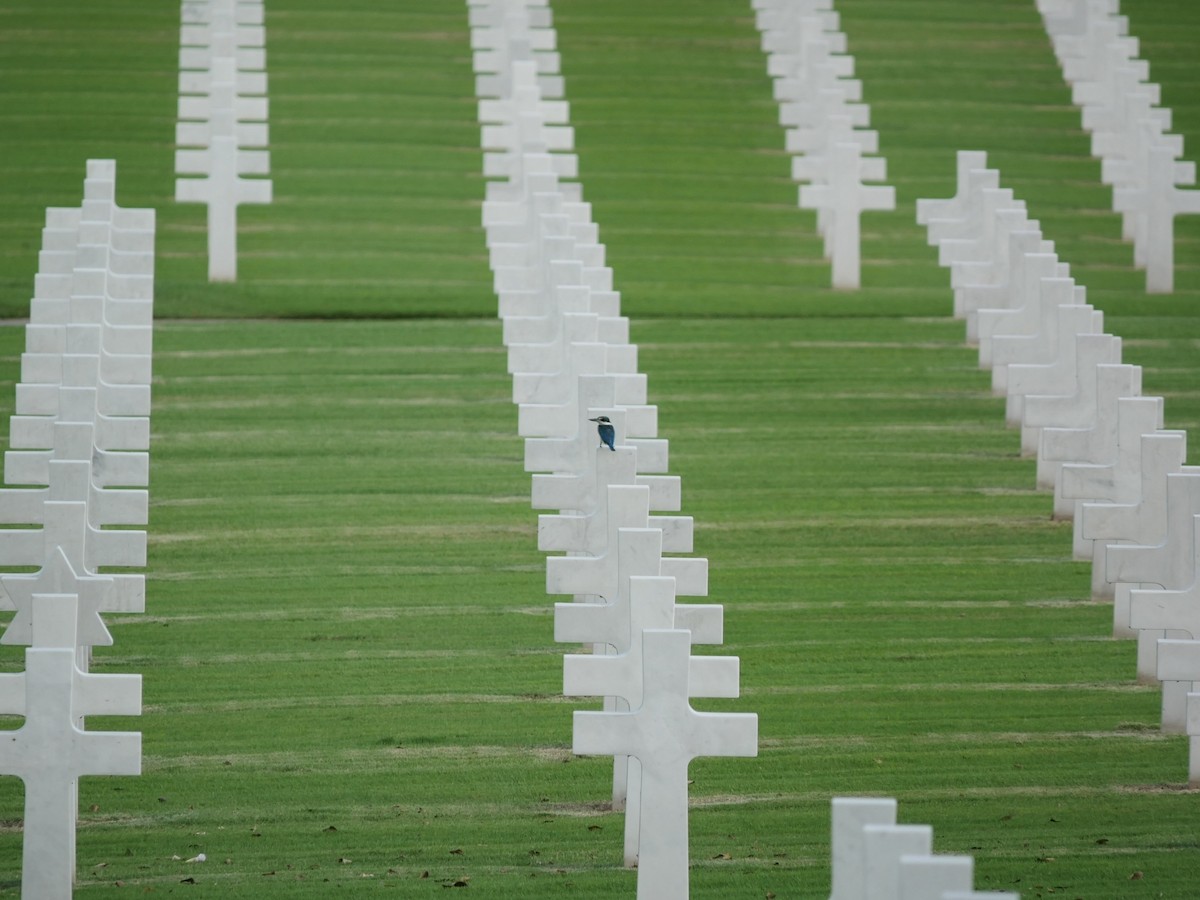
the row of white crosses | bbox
[751,0,895,289]
[468,1,758,897]
[175,0,272,282]
[828,797,1018,900]
[1038,0,1200,294]
[918,150,1200,785]
[0,160,151,898]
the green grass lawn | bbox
[1,0,1199,897]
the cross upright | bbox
[1043,364,1148,516]
[175,103,272,282]
[1,546,116,649]
[799,141,895,289]
[915,150,990,228]
[0,592,141,900]
[1115,142,1200,293]
[531,425,679,516]
[0,489,146,627]
[524,375,666,478]
[552,520,716,815]
[1082,432,1190,631]
[1019,331,1120,458]
[1108,471,1200,589]
[573,628,757,899]
[564,576,736,867]
[828,796,897,900]
[1132,520,1200,734]
[1003,297,1099,428]
[1130,521,1200,649]
[563,576,732,701]
[549,523,707,609]
[1108,469,1200,684]
[1060,394,1165,556]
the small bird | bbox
[589,415,616,451]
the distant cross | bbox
[799,142,895,289]
[176,103,272,282]
[1114,142,1200,293]
[0,593,141,900]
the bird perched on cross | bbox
[589,415,616,451]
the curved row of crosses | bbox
[0,160,153,898]
[752,0,895,290]
[469,0,1032,897]
[467,1,759,897]
[1039,0,1200,294]
[919,150,1200,785]
[174,0,273,283]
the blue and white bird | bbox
[589,415,616,451]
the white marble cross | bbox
[827,796,1016,900]
[1003,299,1103,428]
[798,141,894,289]
[182,0,264,27]
[468,0,553,34]
[0,542,117,649]
[1042,365,1149,517]
[6,399,149,494]
[16,340,150,423]
[897,854,975,900]
[1058,394,1163,540]
[572,628,757,899]
[1081,432,1190,632]
[991,284,1085,390]
[499,251,604,322]
[963,231,1060,348]
[1108,470,1200,689]
[1019,331,1120,458]
[1154,636,1200,767]
[0,491,146,623]
[472,15,561,90]
[511,327,637,405]
[479,63,575,181]
[531,431,679,515]
[953,212,1040,343]
[925,169,1004,253]
[176,108,272,281]
[7,374,148,476]
[0,592,141,899]
[1061,393,1168,570]
[539,481,691,558]
[549,525,707,609]
[180,2,265,60]
[916,151,992,229]
[1130,518,1200,721]
[524,375,667,477]
[563,576,732,865]
[862,823,934,900]
[484,163,585,226]
[829,796,897,900]
[1111,130,1193,262]
[563,577,729,699]
[552,520,713,814]
[1114,142,1200,293]
[935,187,1024,268]
[488,192,591,259]
[176,0,272,284]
